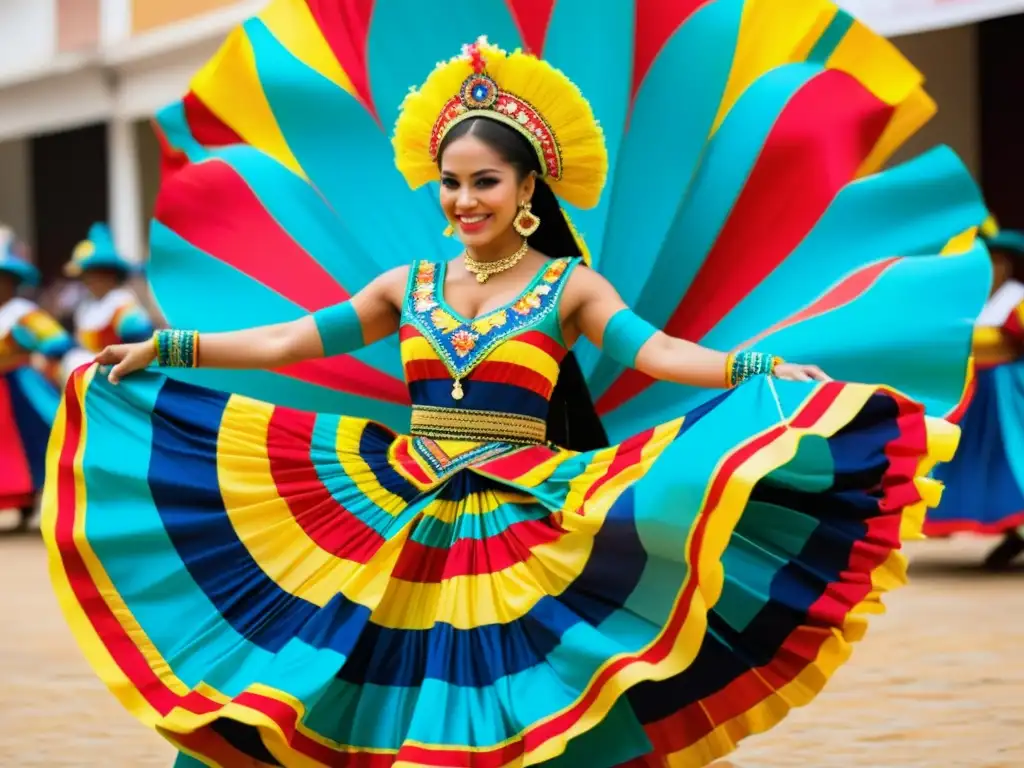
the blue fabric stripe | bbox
[409,379,550,419]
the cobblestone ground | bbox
[1,531,1020,767]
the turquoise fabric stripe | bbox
[247,20,449,276]
[806,11,854,63]
[365,0,521,131]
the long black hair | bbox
[437,117,609,451]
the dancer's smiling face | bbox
[437,119,536,249]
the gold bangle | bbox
[724,352,735,388]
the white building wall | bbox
[0,1,56,83]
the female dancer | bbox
[45,2,990,766]
[927,217,1024,568]
[60,222,154,377]
[0,233,71,531]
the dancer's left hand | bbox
[774,362,831,382]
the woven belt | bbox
[410,405,547,445]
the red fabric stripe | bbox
[393,438,434,486]
[391,517,563,582]
[266,407,385,562]
[276,357,409,404]
[306,0,377,120]
[506,0,556,54]
[633,1,709,99]
[396,739,526,768]
[737,257,900,351]
[924,510,1024,536]
[155,159,348,309]
[599,71,894,414]
[516,329,567,361]
[576,427,656,514]
[0,377,33,498]
[152,119,189,181]
[183,92,243,148]
[399,324,422,343]
[474,444,558,481]
[788,381,845,429]
[403,358,554,398]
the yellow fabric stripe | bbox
[856,89,935,176]
[217,396,410,609]
[400,334,561,385]
[827,21,924,106]
[258,0,358,97]
[712,0,836,134]
[190,28,304,178]
[20,309,65,340]
[972,326,1018,367]
[334,414,415,513]
[940,227,979,256]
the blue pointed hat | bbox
[0,228,39,286]
[64,223,137,277]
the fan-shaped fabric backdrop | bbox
[147,0,987,437]
[45,1,991,767]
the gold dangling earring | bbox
[443,222,455,237]
[513,201,540,237]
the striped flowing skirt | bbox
[44,366,954,767]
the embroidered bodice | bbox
[399,257,579,443]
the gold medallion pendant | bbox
[451,378,465,401]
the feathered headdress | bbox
[392,37,607,210]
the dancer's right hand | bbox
[95,342,157,385]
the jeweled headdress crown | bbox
[392,37,607,210]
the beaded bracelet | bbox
[153,329,200,368]
[724,351,781,388]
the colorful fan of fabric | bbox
[44,1,991,767]
[64,223,139,277]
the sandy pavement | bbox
[1,534,1020,767]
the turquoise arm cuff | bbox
[312,301,365,358]
[602,308,658,368]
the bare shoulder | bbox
[564,261,618,299]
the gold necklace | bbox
[463,239,529,284]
